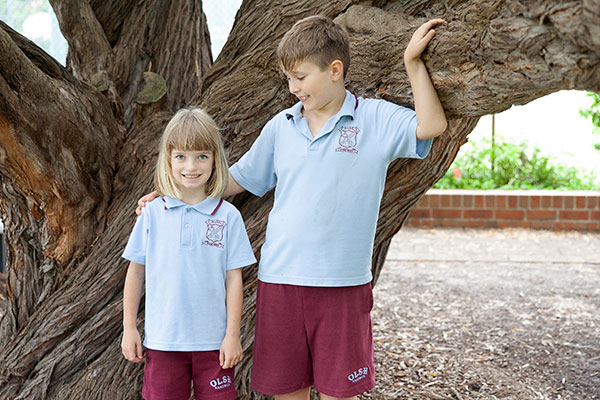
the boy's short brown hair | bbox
[277,15,350,78]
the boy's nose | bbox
[288,80,299,94]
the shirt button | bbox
[185,224,190,228]
[186,208,191,212]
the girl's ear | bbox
[330,60,344,81]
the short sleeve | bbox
[374,100,433,162]
[122,209,150,265]
[229,120,277,197]
[225,210,257,271]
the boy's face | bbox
[283,60,344,115]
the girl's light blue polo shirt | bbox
[122,196,256,351]
[230,90,431,287]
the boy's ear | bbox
[330,60,344,81]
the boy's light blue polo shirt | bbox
[230,90,431,287]
[122,196,256,351]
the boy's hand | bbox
[121,328,143,363]
[136,191,159,216]
[219,335,242,369]
[404,19,446,65]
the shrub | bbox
[434,136,600,190]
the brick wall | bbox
[406,189,600,231]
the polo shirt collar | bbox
[284,90,358,122]
[162,196,224,215]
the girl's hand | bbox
[219,335,242,369]
[121,328,143,363]
[135,191,160,216]
[404,19,446,65]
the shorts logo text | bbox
[203,219,226,248]
[335,126,359,154]
[347,367,369,383]
[210,375,232,390]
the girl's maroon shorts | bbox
[142,349,236,400]
[251,281,376,398]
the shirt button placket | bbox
[181,208,193,248]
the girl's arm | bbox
[121,261,145,363]
[220,268,243,369]
[404,18,448,140]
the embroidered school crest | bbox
[202,219,226,248]
[335,126,359,154]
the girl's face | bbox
[170,149,214,199]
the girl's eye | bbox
[174,155,184,160]
[199,155,208,160]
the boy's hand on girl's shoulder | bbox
[404,18,446,65]
[121,328,144,363]
[135,191,160,216]
[219,335,243,369]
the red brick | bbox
[417,196,429,207]
[589,197,599,209]
[564,197,574,209]
[507,196,518,208]
[474,195,484,208]
[587,222,599,231]
[541,196,553,208]
[485,196,495,208]
[433,209,462,219]
[409,209,431,218]
[575,197,586,209]
[429,195,440,208]
[465,220,486,228]
[530,221,544,230]
[497,220,508,228]
[553,196,563,208]
[464,209,493,219]
[530,196,540,209]
[526,210,557,220]
[442,219,453,227]
[520,196,530,208]
[450,195,461,207]
[441,195,451,208]
[486,220,499,228]
[520,221,530,229]
[496,195,507,209]
[463,196,473,208]
[554,222,565,230]
[559,210,589,220]
[591,211,600,220]
[496,210,525,220]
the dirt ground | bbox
[365,228,600,400]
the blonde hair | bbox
[277,15,350,78]
[154,108,229,199]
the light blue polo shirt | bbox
[122,196,256,351]
[230,90,431,287]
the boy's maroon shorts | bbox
[251,281,375,398]
[142,349,236,400]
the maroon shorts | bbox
[142,349,236,400]
[251,281,375,398]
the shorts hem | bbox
[314,379,376,398]
[193,391,237,400]
[251,381,313,396]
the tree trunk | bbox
[0,0,598,399]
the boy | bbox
[139,15,446,400]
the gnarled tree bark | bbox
[0,0,598,399]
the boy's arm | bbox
[121,261,145,363]
[223,172,246,198]
[404,19,448,141]
[220,268,243,369]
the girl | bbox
[121,108,256,400]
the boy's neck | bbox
[303,86,346,137]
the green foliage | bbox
[434,136,600,190]
[580,92,600,134]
